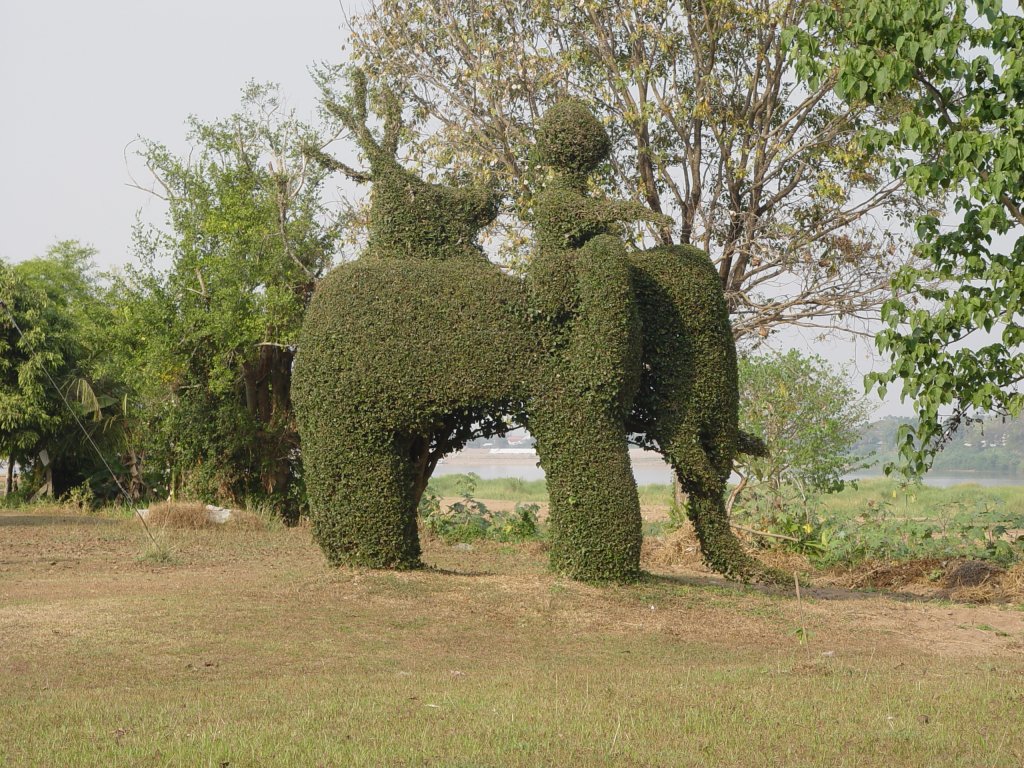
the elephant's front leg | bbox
[530,234,643,582]
[531,401,642,581]
[666,433,777,582]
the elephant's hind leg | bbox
[304,432,421,569]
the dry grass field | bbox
[2,505,1023,767]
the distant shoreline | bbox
[438,450,1024,488]
[441,447,670,463]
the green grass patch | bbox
[2,509,1023,766]
[734,479,1024,568]
[428,473,550,501]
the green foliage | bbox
[735,350,873,504]
[296,77,762,582]
[527,112,646,578]
[313,68,500,262]
[732,485,834,557]
[420,473,540,544]
[816,496,1024,568]
[0,242,133,499]
[294,72,531,569]
[350,0,922,338]
[294,257,532,566]
[665,499,689,533]
[125,82,341,517]
[627,246,772,581]
[740,479,1024,567]
[796,0,1024,478]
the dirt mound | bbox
[837,558,944,591]
[944,561,1024,604]
[943,559,1004,588]
[641,526,704,570]
[825,558,1024,604]
[143,501,262,530]
[642,524,812,578]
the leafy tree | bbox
[731,350,872,512]
[128,83,342,517]
[344,0,924,339]
[0,242,128,499]
[794,0,1024,475]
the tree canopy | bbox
[126,82,343,513]
[796,0,1024,475]
[0,242,127,498]
[734,350,872,506]
[345,0,925,340]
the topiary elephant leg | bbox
[531,405,642,582]
[671,438,786,584]
[530,234,643,582]
[303,431,421,569]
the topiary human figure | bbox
[526,99,672,581]
[293,70,534,568]
[528,99,774,582]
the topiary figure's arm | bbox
[566,196,673,241]
[596,198,674,228]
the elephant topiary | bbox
[293,71,772,582]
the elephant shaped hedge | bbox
[293,71,773,583]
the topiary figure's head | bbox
[535,99,611,177]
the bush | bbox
[420,474,540,544]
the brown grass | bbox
[947,561,1024,604]
[144,500,264,530]
[2,510,1024,766]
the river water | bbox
[435,449,1024,488]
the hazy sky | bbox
[0,1,910,416]
[1,0,361,269]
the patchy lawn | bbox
[1,508,1022,767]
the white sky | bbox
[0,0,360,268]
[0,0,911,417]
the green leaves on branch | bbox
[126,82,343,513]
[349,0,923,339]
[797,0,1024,478]
[736,351,873,499]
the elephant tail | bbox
[737,430,768,458]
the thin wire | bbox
[0,300,159,546]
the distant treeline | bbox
[854,415,1024,475]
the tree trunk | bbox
[5,457,13,497]
[673,476,686,510]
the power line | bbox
[0,299,159,547]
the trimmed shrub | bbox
[294,71,766,582]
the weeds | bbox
[421,473,541,544]
[137,537,176,564]
[734,487,1024,568]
